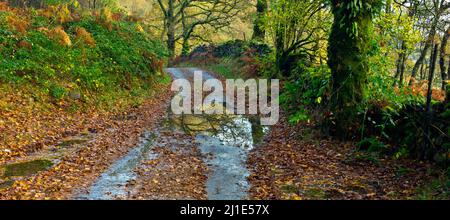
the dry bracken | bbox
[48,26,72,47]
[75,27,96,47]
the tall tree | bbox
[328,0,383,137]
[391,0,419,87]
[409,0,450,86]
[180,0,241,56]
[155,0,243,60]
[252,0,267,41]
[422,43,439,159]
[439,25,449,89]
[266,0,330,75]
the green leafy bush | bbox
[357,137,387,153]
[49,84,68,100]
[280,64,330,123]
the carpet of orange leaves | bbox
[248,112,434,200]
[128,132,207,200]
[0,83,172,200]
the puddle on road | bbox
[168,112,268,200]
[0,134,94,189]
[1,159,53,178]
[165,68,269,200]
[199,116,266,200]
[0,159,54,189]
[0,159,53,189]
[78,69,269,200]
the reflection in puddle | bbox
[166,67,270,200]
[168,113,267,200]
[78,68,269,200]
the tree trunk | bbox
[410,18,438,86]
[448,58,450,81]
[422,43,439,160]
[394,42,407,87]
[166,0,176,63]
[252,0,267,41]
[419,63,424,80]
[274,16,286,74]
[400,52,407,86]
[181,36,190,57]
[439,26,449,90]
[328,0,380,138]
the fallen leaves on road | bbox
[127,130,207,200]
[0,83,172,200]
[248,112,433,200]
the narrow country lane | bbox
[75,68,267,200]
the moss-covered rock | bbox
[2,159,53,178]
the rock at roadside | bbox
[68,90,81,100]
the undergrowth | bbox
[0,3,168,113]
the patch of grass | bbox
[49,84,68,100]
[395,166,413,177]
[415,170,450,200]
[59,138,89,147]
[208,62,235,79]
[179,58,246,79]
[357,137,387,153]
[303,188,327,199]
[354,153,381,165]
[2,159,53,178]
[280,184,299,194]
[159,73,172,85]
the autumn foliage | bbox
[47,26,72,46]
[0,3,167,167]
[398,80,446,102]
[6,14,28,33]
[74,27,96,47]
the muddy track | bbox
[75,68,267,200]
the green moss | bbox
[280,184,299,194]
[59,138,89,147]
[327,0,383,138]
[2,160,53,178]
[304,188,327,199]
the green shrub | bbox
[49,84,67,100]
[280,64,330,123]
[357,137,387,153]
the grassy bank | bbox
[0,3,169,163]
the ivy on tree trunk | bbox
[252,0,267,41]
[327,0,383,138]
